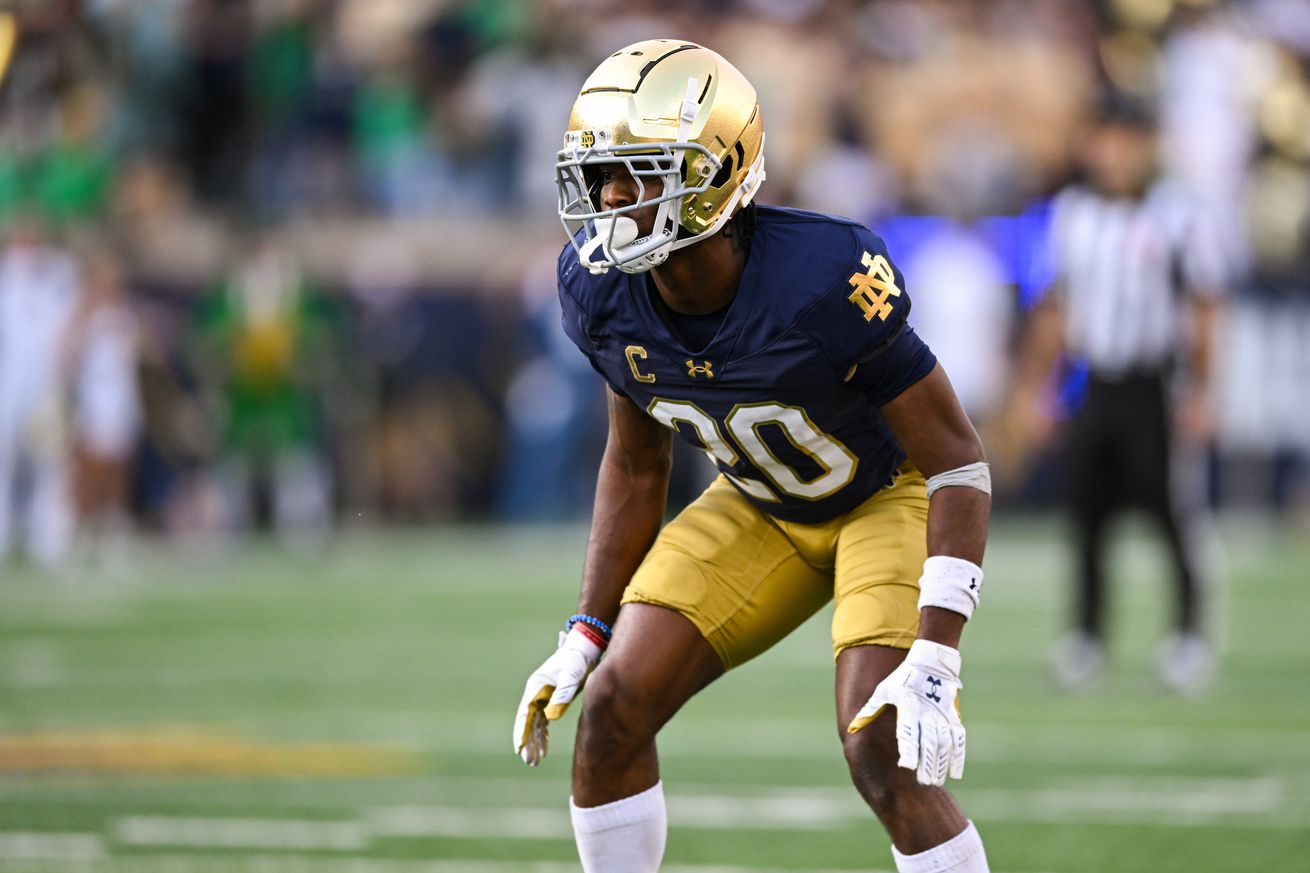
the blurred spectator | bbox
[496,244,606,521]
[1160,2,1259,286]
[854,0,1094,213]
[177,0,253,204]
[191,229,336,537]
[0,214,81,567]
[69,249,142,565]
[131,282,223,538]
[1007,95,1225,694]
[1211,1,1310,519]
[342,233,505,522]
[897,135,1022,435]
[457,4,592,216]
[903,221,1015,431]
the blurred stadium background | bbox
[0,0,1308,871]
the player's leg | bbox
[569,602,721,871]
[1132,376,1213,691]
[572,602,723,804]
[837,645,986,868]
[1135,377,1203,632]
[1056,385,1117,687]
[26,452,74,568]
[571,475,831,872]
[832,464,989,871]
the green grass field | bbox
[0,518,1307,873]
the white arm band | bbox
[924,461,991,499]
[918,555,983,620]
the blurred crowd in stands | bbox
[1,0,1309,566]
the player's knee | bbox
[579,663,657,750]
[841,728,904,815]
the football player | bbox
[514,40,993,873]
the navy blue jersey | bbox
[558,205,936,524]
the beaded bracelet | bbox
[567,613,613,642]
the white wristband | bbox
[917,555,983,620]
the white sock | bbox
[892,820,989,873]
[570,781,667,873]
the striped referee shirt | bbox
[1047,182,1226,377]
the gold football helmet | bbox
[556,39,766,274]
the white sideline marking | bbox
[115,817,368,851]
[0,831,105,860]
[0,855,899,873]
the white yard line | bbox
[93,769,1305,860]
[114,817,369,851]
[361,780,1307,836]
[3,770,1304,827]
[366,796,859,837]
[369,805,570,839]
[0,831,105,861]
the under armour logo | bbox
[925,676,943,703]
[847,251,903,323]
[685,359,714,378]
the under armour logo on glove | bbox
[925,676,943,703]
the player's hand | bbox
[846,639,966,786]
[513,626,603,766]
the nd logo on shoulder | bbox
[848,251,902,323]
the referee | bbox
[1010,94,1224,693]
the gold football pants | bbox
[622,465,927,669]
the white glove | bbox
[846,639,966,786]
[512,626,603,766]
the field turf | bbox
[0,518,1307,872]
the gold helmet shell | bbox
[556,39,766,274]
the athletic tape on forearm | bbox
[924,462,991,499]
[917,555,984,620]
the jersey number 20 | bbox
[648,399,858,502]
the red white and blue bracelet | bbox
[567,614,612,649]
